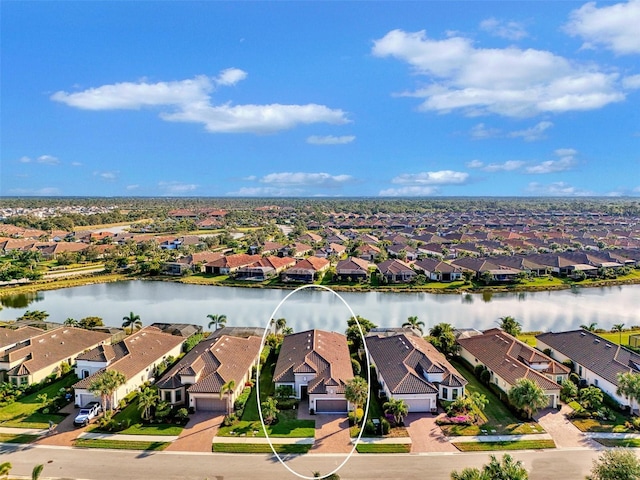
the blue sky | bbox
[2,1,639,197]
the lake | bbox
[1,281,639,334]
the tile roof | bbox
[536,329,640,387]
[287,257,330,273]
[205,254,261,269]
[274,330,353,395]
[0,326,45,350]
[6,327,110,376]
[336,257,370,273]
[73,326,184,388]
[156,329,261,395]
[366,333,467,395]
[457,328,567,392]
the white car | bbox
[73,402,101,427]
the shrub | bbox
[474,364,486,378]
[277,398,298,410]
[234,387,251,411]
[569,373,580,385]
[560,380,578,402]
[380,418,390,435]
[222,413,238,427]
[175,408,189,423]
[632,417,640,430]
[562,359,575,372]
[364,419,376,434]
[480,369,491,385]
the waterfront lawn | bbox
[443,359,544,436]
[0,376,77,428]
[453,439,556,452]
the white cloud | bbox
[71,161,83,167]
[37,155,60,165]
[307,135,356,145]
[623,74,640,89]
[18,156,31,163]
[94,171,117,180]
[391,170,469,185]
[526,149,577,174]
[158,181,198,194]
[466,159,484,169]
[259,172,353,187]
[372,29,625,117]
[379,186,439,196]
[470,123,501,139]
[226,187,304,197]
[8,187,61,196]
[565,0,640,55]
[483,160,526,172]
[125,184,140,191]
[215,68,247,86]
[508,121,554,141]
[480,18,529,40]
[51,70,349,134]
[526,181,593,196]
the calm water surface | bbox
[1,281,638,333]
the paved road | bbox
[0,443,604,480]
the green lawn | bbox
[568,402,632,433]
[0,433,39,444]
[356,444,411,453]
[212,443,312,454]
[595,438,640,448]
[519,329,640,348]
[444,359,544,436]
[74,438,170,451]
[453,439,556,451]
[0,375,77,428]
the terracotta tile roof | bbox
[366,333,467,395]
[457,328,567,392]
[274,330,353,394]
[6,327,110,376]
[0,326,45,350]
[287,257,330,273]
[337,257,370,273]
[377,259,415,275]
[205,253,261,269]
[156,330,261,395]
[536,329,640,387]
[73,327,183,388]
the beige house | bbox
[73,326,184,408]
[2,326,110,386]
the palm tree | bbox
[261,396,279,425]
[507,378,548,420]
[138,387,159,421]
[498,316,522,337]
[0,462,12,480]
[207,313,227,331]
[428,322,458,357]
[281,326,294,335]
[122,311,142,332]
[64,317,78,327]
[88,369,126,412]
[617,372,640,412]
[220,380,236,415]
[402,316,425,334]
[613,323,625,344]
[344,377,368,411]
[580,322,597,332]
[31,464,44,480]
[383,398,409,425]
[274,318,287,334]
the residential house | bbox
[335,257,370,282]
[2,327,110,386]
[377,259,416,284]
[314,243,347,259]
[413,258,462,282]
[536,330,640,411]
[281,257,330,283]
[165,251,225,275]
[387,244,418,261]
[235,256,296,281]
[457,328,569,408]
[274,330,354,413]
[366,332,467,412]
[204,254,261,275]
[156,328,262,411]
[73,326,184,408]
[356,243,380,262]
[0,326,45,382]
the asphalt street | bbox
[0,444,599,480]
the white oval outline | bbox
[256,284,371,480]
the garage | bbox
[195,397,227,412]
[78,393,98,407]
[403,397,432,413]
[315,399,348,413]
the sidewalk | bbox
[586,432,640,439]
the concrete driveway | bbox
[35,403,88,447]
[405,412,457,453]
[165,412,223,452]
[309,415,351,453]
[535,405,599,449]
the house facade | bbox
[281,257,330,283]
[366,332,467,412]
[335,257,370,282]
[273,330,353,414]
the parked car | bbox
[73,401,101,427]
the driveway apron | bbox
[405,413,457,453]
[535,406,600,449]
[310,415,351,454]
[166,412,223,452]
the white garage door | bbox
[315,399,348,413]
[195,397,227,412]
[404,398,431,413]
[79,393,98,407]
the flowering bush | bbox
[436,415,473,426]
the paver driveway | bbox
[35,403,86,447]
[310,415,351,453]
[405,412,457,453]
[535,406,600,449]
[166,412,223,452]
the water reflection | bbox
[0,280,638,334]
[0,291,44,309]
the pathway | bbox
[165,412,223,452]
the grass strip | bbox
[0,433,39,444]
[74,438,169,451]
[453,439,556,452]
[595,438,640,448]
[212,443,311,454]
[355,444,411,454]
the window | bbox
[594,379,599,386]
[452,389,458,400]
[20,377,28,385]
[176,389,182,402]
[556,376,563,383]
[164,391,171,402]
[442,387,448,400]
[82,370,90,379]
[578,366,583,376]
